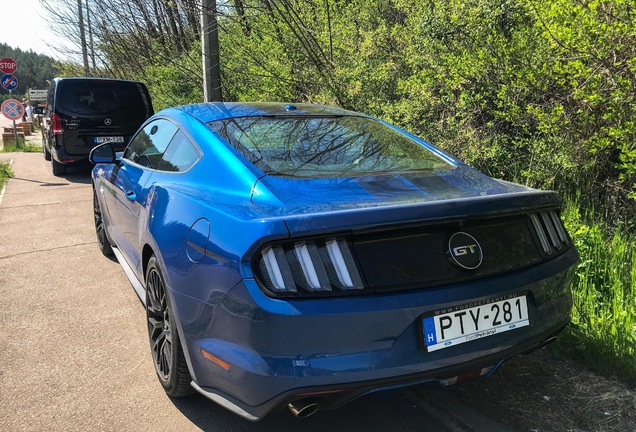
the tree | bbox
[37,0,636,221]
[0,43,58,97]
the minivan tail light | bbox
[52,114,63,135]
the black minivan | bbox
[42,77,154,175]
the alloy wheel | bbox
[146,266,173,382]
[93,191,113,256]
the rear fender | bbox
[143,185,289,303]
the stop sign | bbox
[0,57,17,74]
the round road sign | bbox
[1,74,18,91]
[1,99,24,120]
[0,57,17,74]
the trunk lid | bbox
[251,165,561,235]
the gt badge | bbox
[448,232,483,270]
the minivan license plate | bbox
[94,136,124,143]
[421,294,529,352]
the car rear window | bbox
[58,80,152,119]
[207,116,454,178]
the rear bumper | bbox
[51,145,82,164]
[193,319,569,420]
[51,135,84,164]
[52,134,127,163]
[171,247,577,420]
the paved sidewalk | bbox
[0,153,193,431]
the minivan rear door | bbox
[56,80,153,156]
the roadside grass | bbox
[559,195,636,384]
[1,138,42,153]
[0,160,13,190]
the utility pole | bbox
[85,0,97,74]
[201,0,222,102]
[77,0,89,76]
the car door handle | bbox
[125,191,136,201]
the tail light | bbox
[529,210,570,256]
[255,238,364,297]
[51,113,63,135]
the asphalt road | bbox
[0,151,517,431]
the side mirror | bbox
[32,106,45,115]
[89,143,117,164]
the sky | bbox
[0,0,68,59]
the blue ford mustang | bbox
[90,102,578,420]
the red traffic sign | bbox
[1,99,24,120]
[0,57,17,74]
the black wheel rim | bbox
[93,192,107,249]
[146,267,173,381]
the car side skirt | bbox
[112,246,146,306]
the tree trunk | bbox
[85,0,96,73]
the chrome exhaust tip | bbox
[288,398,321,418]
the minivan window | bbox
[58,80,151,120]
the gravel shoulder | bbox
[452,345,636,432]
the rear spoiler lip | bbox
[277,190,562,237]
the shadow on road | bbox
[169,389,446,431]
[56,160,94,183]
[11,177,70,187]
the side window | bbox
[123,119,178,169]
[157,130,201,172]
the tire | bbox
[145,255,193,397]
[51,157,66,176]
[42,136,51,161]
[93,189,114,256]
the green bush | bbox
[561,195,636,383]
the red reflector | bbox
[62,160,75,163]
[440,366,492,386]
[200,349,231,370]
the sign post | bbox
[2,99,24,149]
[0,58,20,148]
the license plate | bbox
[94,136,124,144]
[421,294,529,352]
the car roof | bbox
[174,102,361,123]
[53,77,147,85]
